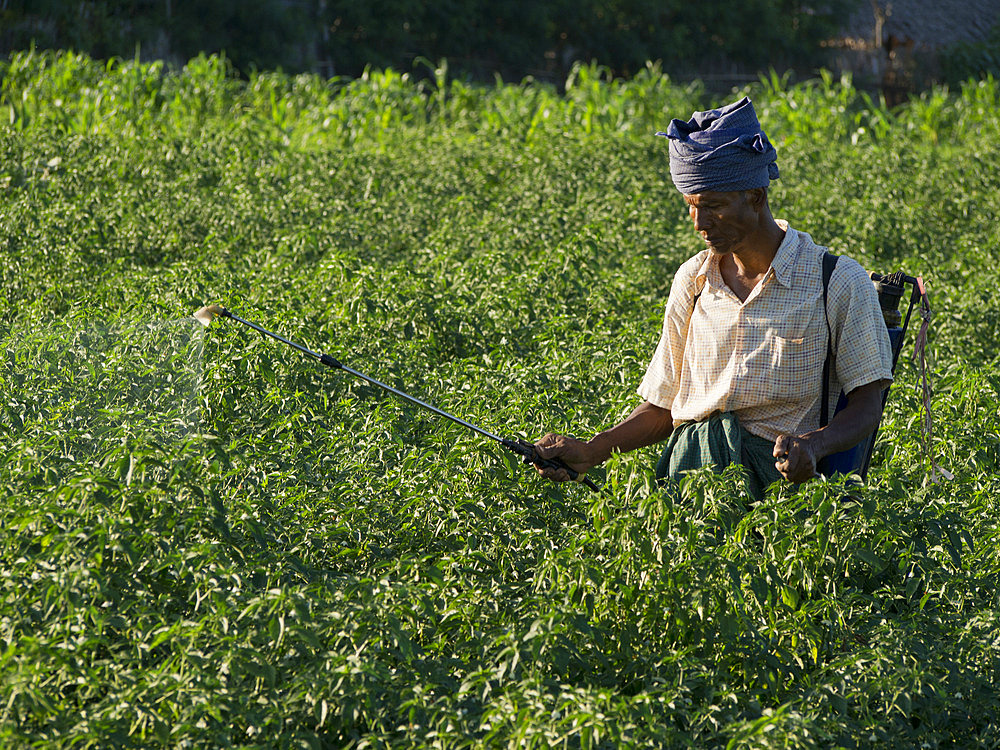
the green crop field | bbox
[1,50,999,748]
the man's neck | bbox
[730,216,786,277]
[720,217,786,301]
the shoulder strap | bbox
[820,252,839,427]
[678,275,706,362]
[693,271,706,304]
[687,274,706,322]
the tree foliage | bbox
[0,0,311,74]
[938,23,1000,86]
[0,0,860,80]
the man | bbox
[535,97,893,499]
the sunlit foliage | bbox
[1,50,999,748]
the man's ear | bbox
[746,187,767,209]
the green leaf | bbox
[855,548,885,570]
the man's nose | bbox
[691,207,711,232]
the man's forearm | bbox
[775,380,886,482]
[802,380,885,459]
[586,401,673,465]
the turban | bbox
[656,97,779,194]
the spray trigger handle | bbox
[320,353,342,369]
[501,438,599,491]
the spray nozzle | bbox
[193,305,230,327]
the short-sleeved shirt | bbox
[638,221,894,443]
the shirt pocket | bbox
[763,332,825,403]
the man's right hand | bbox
[533,433,597,483]
[531,401,674,484]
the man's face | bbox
[683,190,759,255]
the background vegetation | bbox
[1,49,999,747]
[938,22,1000,86]
[0,0,860,80]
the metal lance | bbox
[194,305,599,491]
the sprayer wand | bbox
[195,305,599,492]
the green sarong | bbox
[654,412,783,500]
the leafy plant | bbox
[1,53,999,748]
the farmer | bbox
[535,97,893,499]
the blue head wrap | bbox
[656,97,779,194]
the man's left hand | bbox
[773,434,819,483]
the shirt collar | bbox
[769,219,798,288]
[695,251,714,284]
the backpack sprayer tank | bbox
[819,271,920,479]
[872,271,918,367]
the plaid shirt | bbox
[638,221,894,443]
